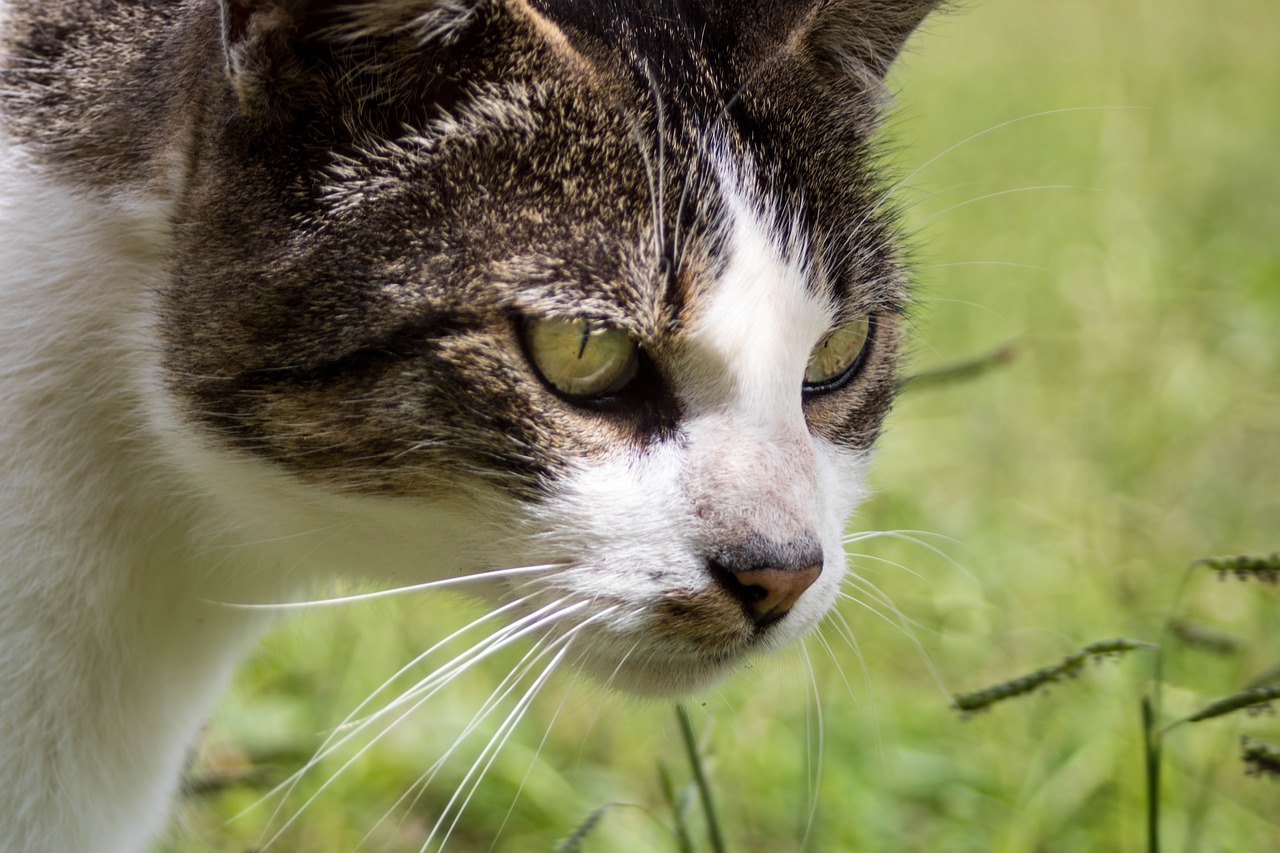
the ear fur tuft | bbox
[328,0,488,45]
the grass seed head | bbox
[1241,738,1280,780]
[1197,552,1280,583]
[1186,685,1280,723]
[953,638,1152,717]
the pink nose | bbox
[728,565,823,625]
[709,536,824,628]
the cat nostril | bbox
[708,555,823,628]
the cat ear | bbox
[217,0,494,115]
[219,0,328,115]
[802,0,947,79]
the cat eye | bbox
[524,317,640,399]
[803,316,873,392]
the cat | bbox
[0,1,942,849]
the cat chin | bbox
[568,615,816,698]
[576,650,745,699]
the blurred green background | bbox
[170,0,1280,849]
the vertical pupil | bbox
[577,324,590,359]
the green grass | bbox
[168,0,1280,849]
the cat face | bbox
[155,0,935,695]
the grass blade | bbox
[676,704,727,853]
[1142,695,1162,853]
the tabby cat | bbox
[0,0,941,849]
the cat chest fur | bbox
[0,1,941,849]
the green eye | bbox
[524,317,639,399]
[804,316,872,390]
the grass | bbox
[167,0,1280,849]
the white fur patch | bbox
[0,140,240,852]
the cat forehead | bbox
[311,79,894,337]
[318,120,831,345]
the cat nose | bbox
[721,565,823,626]
[708,536,824,628]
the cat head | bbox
[159,0,941,695]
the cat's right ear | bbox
[802,0,949,80]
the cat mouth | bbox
[652,590,761,650]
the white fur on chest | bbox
[0,142,266,853]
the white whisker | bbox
[210,563,566,610]
[915,259,1051,274]
[262,596,566,802]
[254,599,590,849]
[245,596,535,831]
[329,597,531,737]
[620,77,663,266]
[485,680,577,852]
[916,184,1098,227]
[887,106,1138,205]
[424,607,618,852]
[595,638,642,697]
[645,63,668,266]
[827,610,870,695]
[426,645,570,853]
[841,572,930,634]
[813,628,855,702]
[845,550,930,583]
[562,632,642,757]
[827,610,885,761]
[838,582,946,696]
[846,529,988,595]
[843,106,1135,253]
[367,634,558,848]
[338,599,586,746]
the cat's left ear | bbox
[798,0,948,79]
